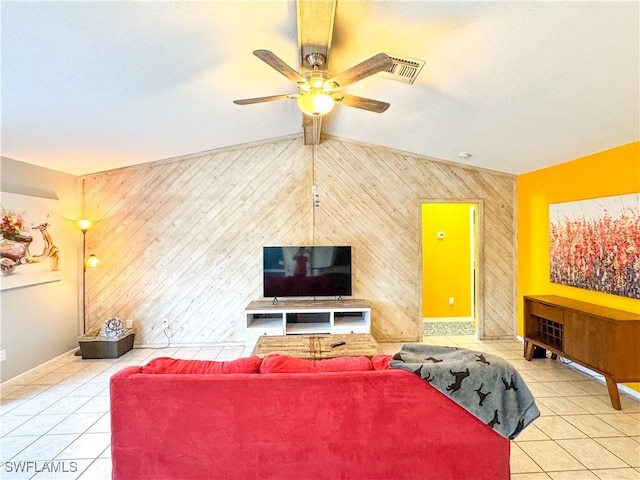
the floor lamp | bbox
[78,219,100,336]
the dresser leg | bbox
[604,376,622,410]
[524,341,535,361]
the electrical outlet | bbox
[126,319,133,329]
[0,349,6,362]
[449,297,455,306]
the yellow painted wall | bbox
[517,141,640,390]
[422,203,473,318]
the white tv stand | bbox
[245,299,371,350]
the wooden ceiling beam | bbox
[297,0,337,145]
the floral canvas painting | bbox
[0,192,63,291]
[549,193,640,299]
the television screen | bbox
[263,246,352,298]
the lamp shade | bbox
[86,254,101,268]
[297,92,335,116]
[78,219,92,232]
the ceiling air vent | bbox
[380,54,425,84]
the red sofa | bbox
[110,355,510,480]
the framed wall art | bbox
[0,192,63,291]
[549,192,640,299]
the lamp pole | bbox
[78,219,100,337]
[81,227,88,335]
[74,224,89,357]
[78,218,91,335]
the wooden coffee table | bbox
[252,333,383,360]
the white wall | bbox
[1,157,81,382]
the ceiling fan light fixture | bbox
[297,91,335,116]
[301,70,333,91]
[309,75,326,89]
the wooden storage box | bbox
[78,329,135,359]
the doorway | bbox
[420,201,481,337]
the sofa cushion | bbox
[142,356,262,374]
[371,354,392,370]
[260,354,373,373]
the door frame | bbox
[418,198,485,339]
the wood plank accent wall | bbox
[81,136,516,345]
[314,138,516,340]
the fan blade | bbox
[329,53,393,89]
[233,94,297,105]
[338,94,390,113]
[253,50,305,84]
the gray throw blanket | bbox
[389,344,540,439]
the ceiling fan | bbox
[233,0,393,145]
[233,49,393,117]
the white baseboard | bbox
[134,342,245,349]
[1,342,247,387]
[1,347,77,388]
[515,335,640,402]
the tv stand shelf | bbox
[245,299,372,350]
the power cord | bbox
[159,326,173,349]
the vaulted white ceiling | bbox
[2,1,638,176]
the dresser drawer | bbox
[529,301,564,323]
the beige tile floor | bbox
[1,335,638,479]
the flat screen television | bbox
[263,246,352,298]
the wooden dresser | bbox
[523,295,640,410]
